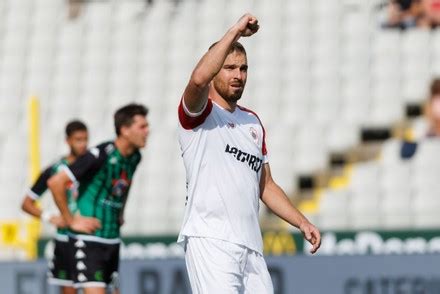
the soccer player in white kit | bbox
[177,14,322,294]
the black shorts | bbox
[68,236,120,289]
[48,237,74,287]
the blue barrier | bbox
[2,255,440,293]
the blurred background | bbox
[1,0,440,293]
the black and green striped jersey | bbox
[28,158,79,236]
[65,141,141,239]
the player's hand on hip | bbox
[69,214,101,234]
[233,13,259,37]
[49,215,68,228]
[300,222,321,254]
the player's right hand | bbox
[69,214,101,234]
[300,221,321,254]
[234,13,259,37]
[49,215,67,228]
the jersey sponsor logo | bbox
[227,122,236,128]
[100,199,124,209]
[225,144,263,172]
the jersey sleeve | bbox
[64,145,107,182]
[178,97,213,130]
[28,166,54,200]
[261,123,268,163]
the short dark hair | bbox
[431,78,440,98]
[114,103,149,136]
[209,41,246,56]
[65,120,87,137]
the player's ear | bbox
[119,125,130,138]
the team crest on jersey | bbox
[249,127,259,144]
[112,171,131,197]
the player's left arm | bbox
[260,163,321,254]
[21,166,66,228]
[48,149,104,233]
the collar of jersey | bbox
[212,100,240,115]
[112,142,136,162]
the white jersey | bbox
[177,98,268,254]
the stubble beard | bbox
[214,81,244,103]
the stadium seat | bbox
[340,80,371,125]
[381,162,411,191]
[326,121,359,153]
[401,29,431,57]
[348,190,382,229]
[410,117,429,140]
[113,0,145,22]
[317,190,349,230]
[412,139,440,172]
[413,190,440,228]
[349,162,381,194]
[381,189,412,229]
[402,76,430,103]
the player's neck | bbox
[114,137,136,157]
[65,154,76,164]
[210,91,237,113]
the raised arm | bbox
[260,164,321,254]
[183,13,259,113]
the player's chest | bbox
[207,116,263,156]
[102,157,135,188]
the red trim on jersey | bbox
[178,98,213,130]
[237,105,268,155]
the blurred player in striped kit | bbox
[21,120,88,294]
[177,14,321,293]
[48,104,149,294]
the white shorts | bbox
[185,237,274,294]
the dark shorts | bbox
[68,236,120,289]
[48,237,74,287]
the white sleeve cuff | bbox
[182,97,208,118]
[27,189,40,200]
[61,165,76,182]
